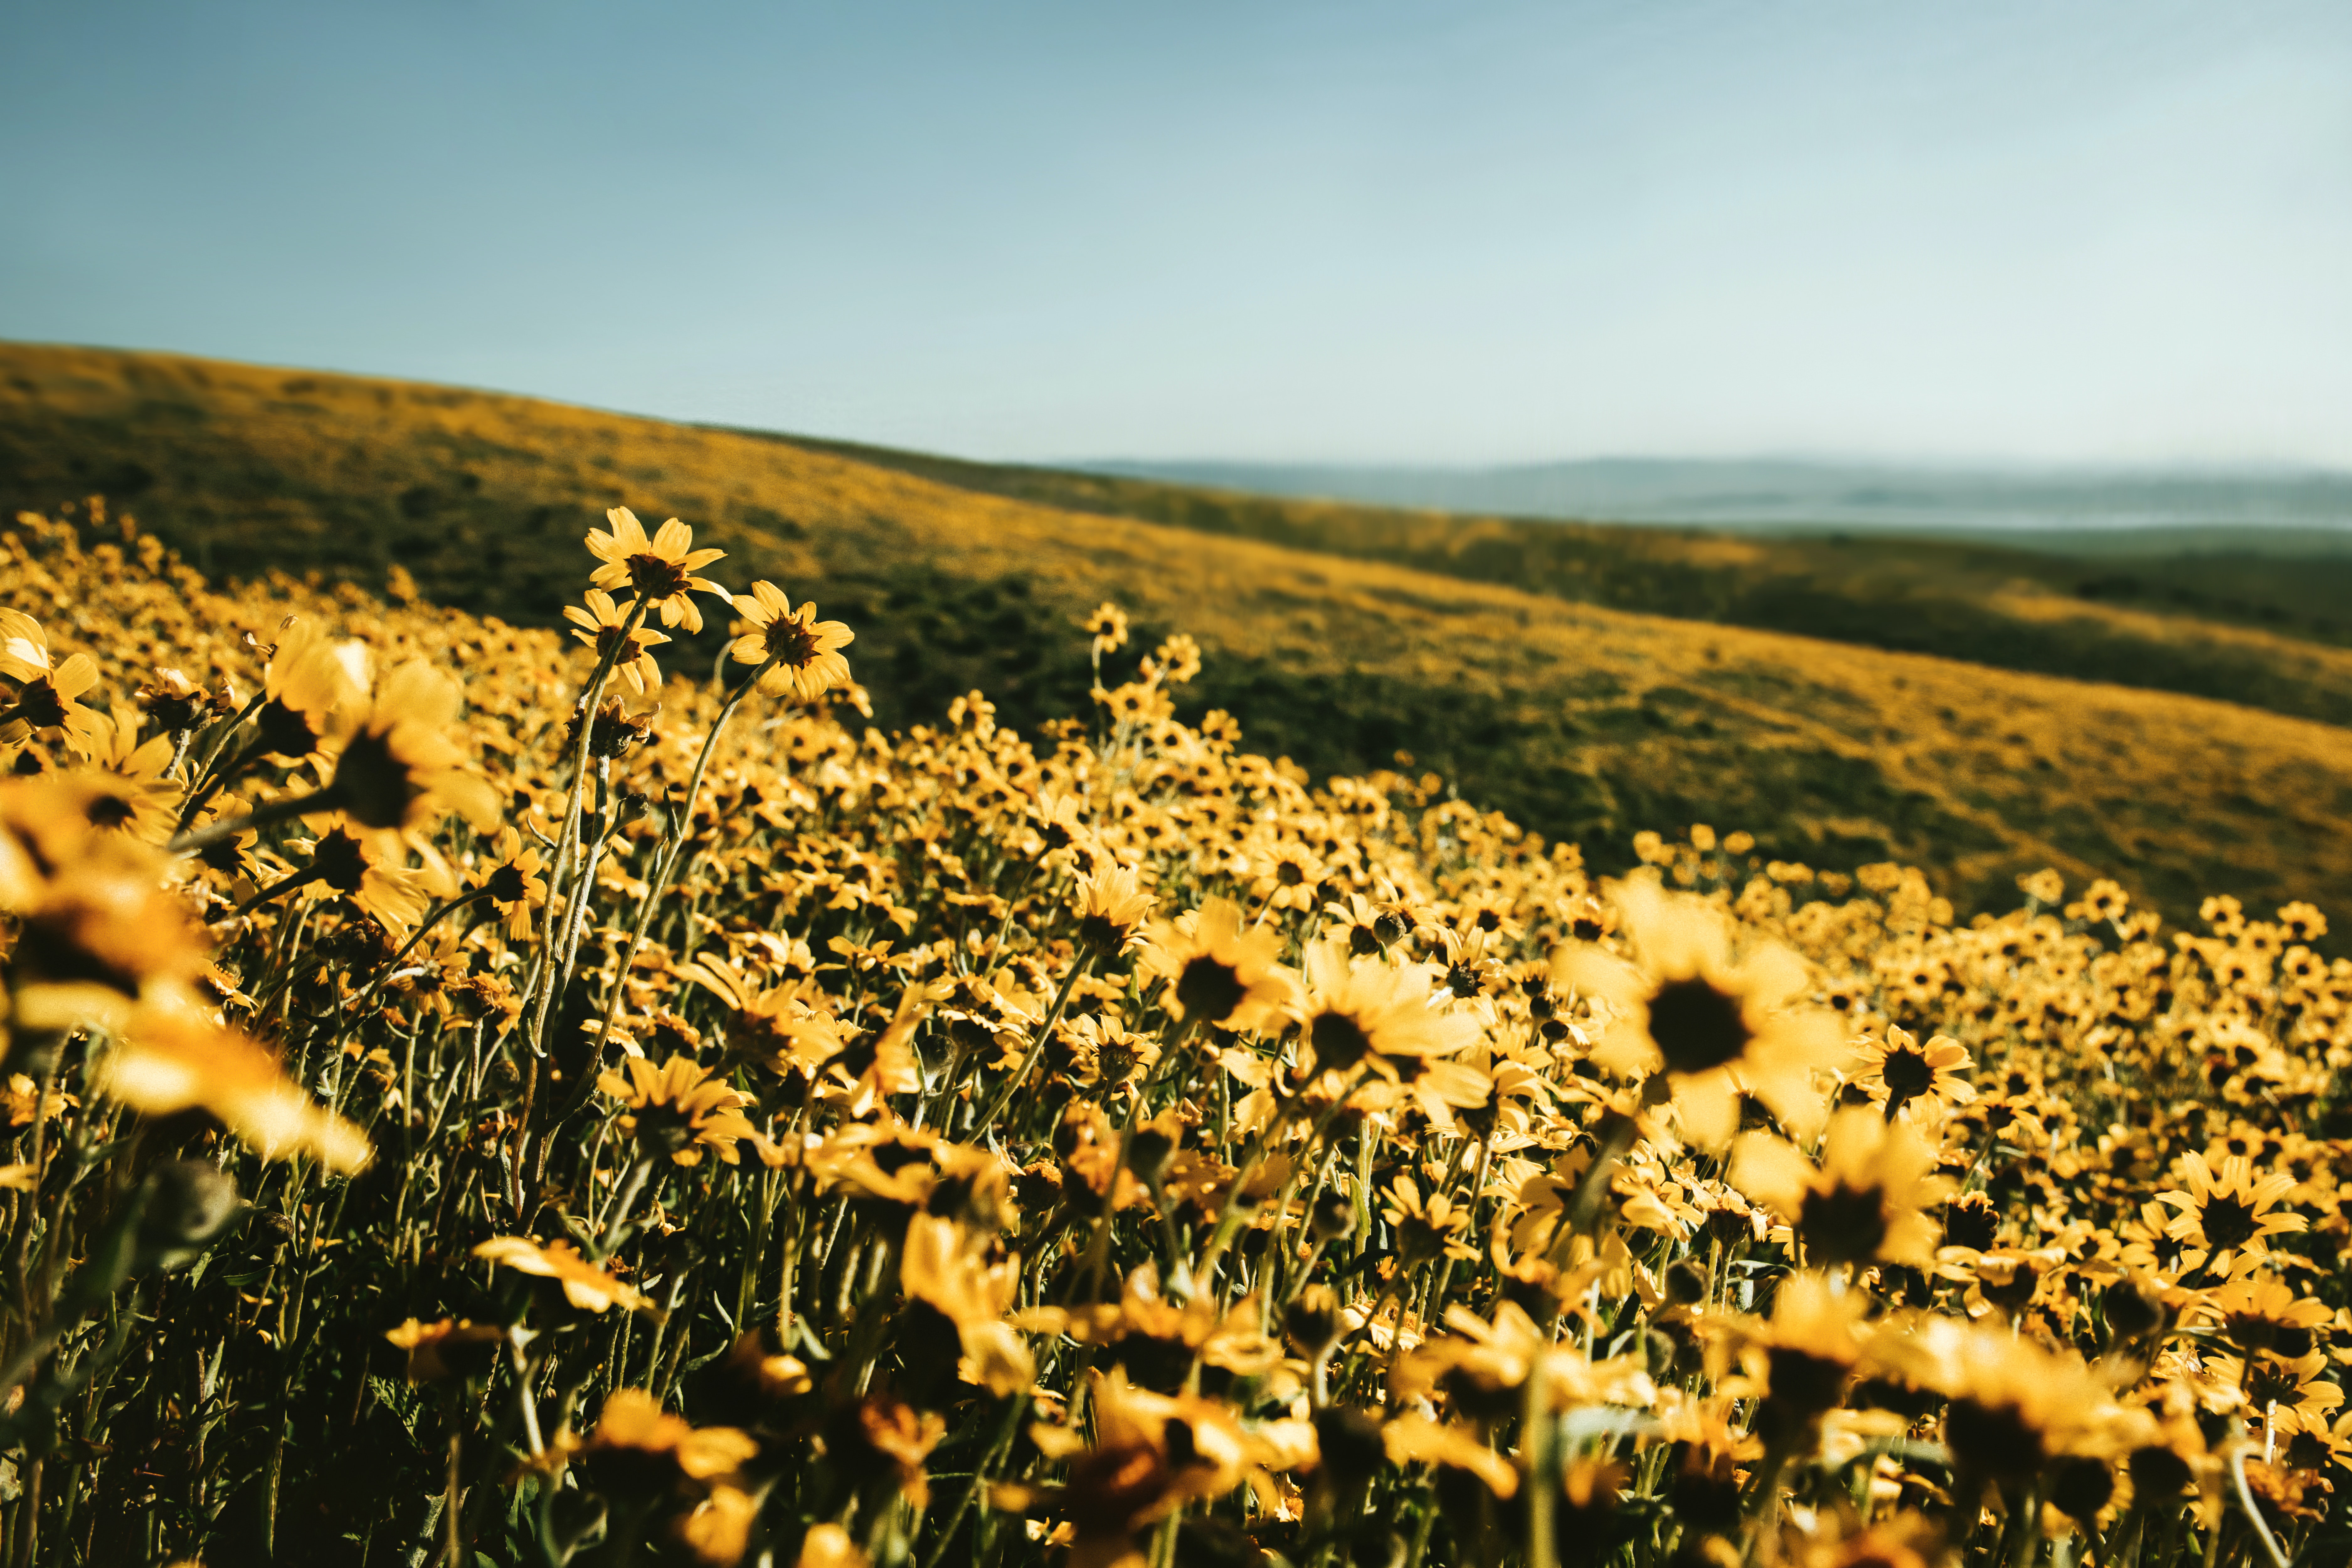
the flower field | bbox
[2,499,2349,1567]
[17,342,2352,933]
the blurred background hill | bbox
[10,339,2352,930]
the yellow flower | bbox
[382,1317,504,1383]
[325,661,502,870]
[727,580,855,701]
[1006,1368,1269,1568]
[280,824,433,936]
[1730,1106,1951,1268]
[101,997,372,1173]
[677,956,847,1081]
[2194,1275,2332,1357]
[899,1213,1034,1396]
[563,587,670,694]
[1245,840,1324,913]
[586,506,729,632]
[678,1484,758,1567]
[3,1073,76,1128]
[1719,1271,1871,1435]
[254,616,369,760]
[1382,1412,1520,1499]
[475,824,548,940]
[0,785,212,1029]
[583,1386,759,1483]
[2154,1152,2305,1279]
[1554,874,1844,1147]
[1073,862,1156,956]
[1080,601,1129,657]
[1137,897,1299,1032]
[1382,1173,1478,1265]
[60,704,180,843]
[794,1524,871,1568]
[0,609,99,741]
[1884,1316,2147,1484]
[596,1055,760,1167]
[1850,1025,1974,1120]
[1294,941,1479,1075]
[471,1236,652,1313]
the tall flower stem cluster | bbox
[1,501,2350,1568]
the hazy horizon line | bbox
[20,336,2352,483]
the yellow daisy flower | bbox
[585,506,730,632]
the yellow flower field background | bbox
[0,345,2350,1566]
[11,342,2352,931]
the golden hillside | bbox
[5,340,2349,924]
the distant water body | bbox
[1082,458,2352,543]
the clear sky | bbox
[4,1,2348,466]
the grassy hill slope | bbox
[8,340,2352,926]
[767,431,2352,726]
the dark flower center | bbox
[625,552,690,601]
[1798,1183,1890,1267]
[763,616,822,667]
[2243,1358,2303,1408]
[2200,1192,2261,1251]
[1175,955,1247,1025]
[1764,1346,1851,1417]
[1310,1010,1372,1072]
[15,680,71,729]
[332,728,420,830]
[85,791,138,829]
[596,624,646,662]
[311,829,371,893]
[2048,1456,2115,1523]
[1647,977,1751,1075]
[2130,1444,2192,1498]
[1396,1214,1447,1265]
[484,863,533,903]
[1945,1396,2046,1480]
[1880,1045,1936,1103]
[1942,1194,2000,1252]
[255,697,320,759]
[1096,1040,1142,1084]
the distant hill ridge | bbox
[9,338,2352,931]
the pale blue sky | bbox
[4,2,2347,465]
